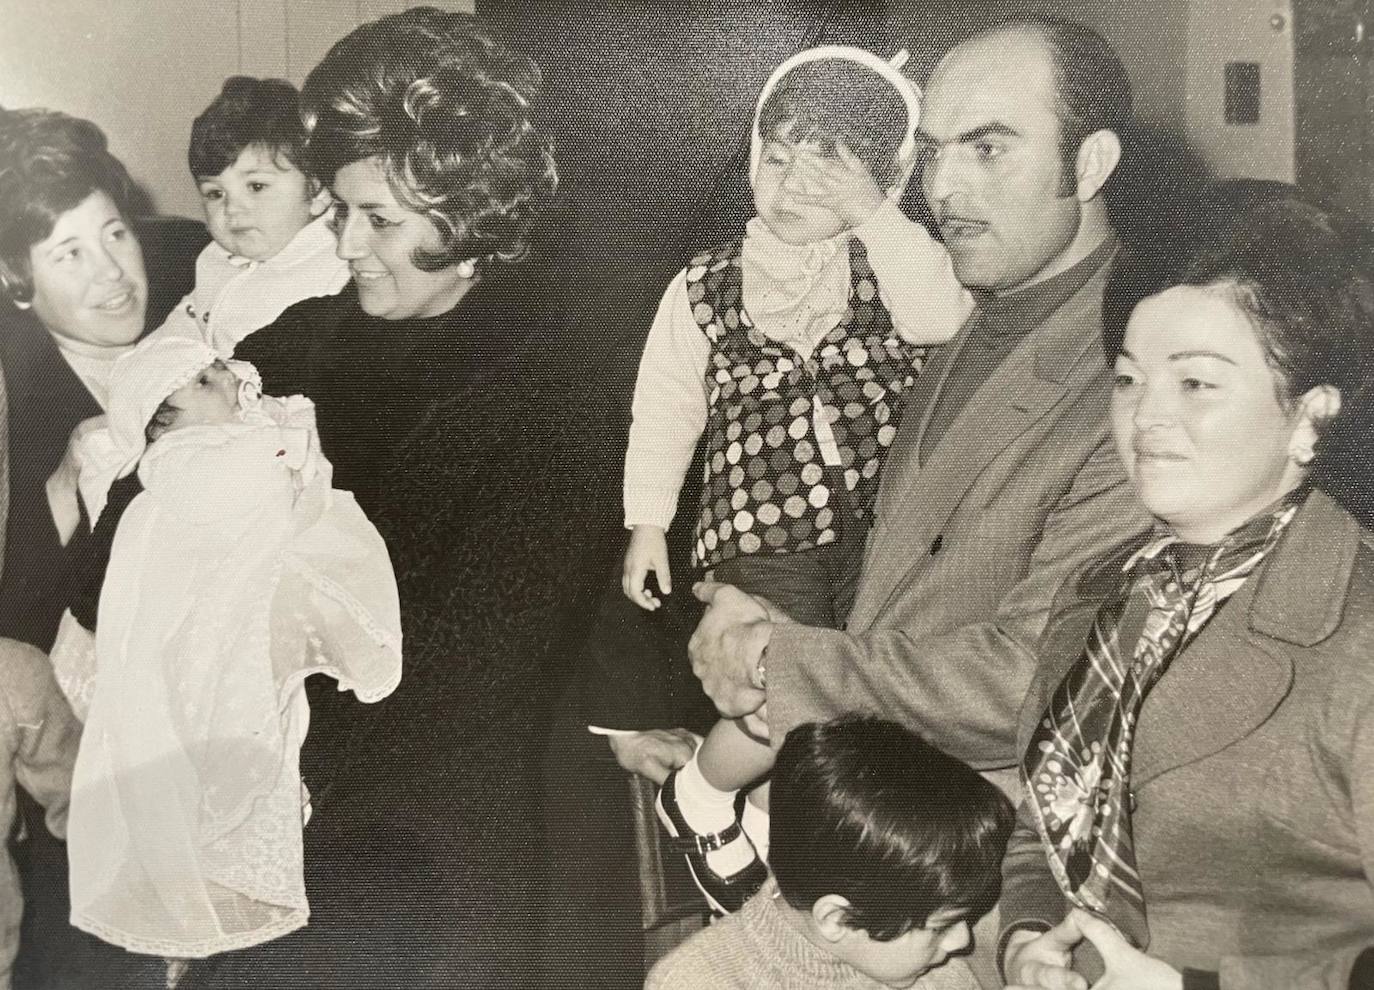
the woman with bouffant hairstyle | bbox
[226,8,600,988]
[301,7,556,276]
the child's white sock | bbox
[740,798,771,863]
[674,755,755,876]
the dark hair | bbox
[1103,182,1374,525]
[302,6,557,271]
[188,76,310,179]
[978,17,1132,195]
[144,399,179,444]
[770,716,1014,939]
[0,109,138,303]
[757,59,911,189]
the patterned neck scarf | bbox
[1021,495,1302,947]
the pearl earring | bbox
[1291,443,1315,466]
[455,258,477,280]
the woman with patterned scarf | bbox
[999,186,1374,990]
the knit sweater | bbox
[647,882,981,990]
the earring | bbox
[12,298,30,310]
[1291,442,1316,466]
[455,258,477,280]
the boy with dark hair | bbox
[158,76,346,354]
[647,716,1013,989]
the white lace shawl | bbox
[67,398,401,958]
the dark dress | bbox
[0,215,207,652]
[208,260,605,988]
[3,216,208,990]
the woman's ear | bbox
[811,895,855,943]
[1074,129,1123,203]
[1290,384,1342,466]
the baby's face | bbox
[161,361,241,432]
[196,143,319,262]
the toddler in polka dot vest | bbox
[623,46,975,911]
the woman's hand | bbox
[1003,922,1088,990]
[1005,911,1184,990]
[622,525,671,610]
[1070,910,1184,990]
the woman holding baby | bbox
[216,7,598,988]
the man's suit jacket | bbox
[1002,489,1374,988]
[766,254,1151,778]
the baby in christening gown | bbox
[64,335,402,963]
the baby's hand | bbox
[623,525,672,611]
[789,143,888,229]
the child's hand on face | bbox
[789,143,888,229]
[622,525,672,611]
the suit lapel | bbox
[1131,599,1292,787]
[872,318,972,518]
[1131,491,1354,786]
[856,284,1105,627]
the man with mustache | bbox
[688,17,1152,977]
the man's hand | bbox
[689,581,771,718]
[789,143,888,228]
[606,729,701,784]
[1003,922,1088,990]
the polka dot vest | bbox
[688,237,927,569]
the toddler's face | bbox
[160,361,241,433]
[196,144,320,262]
[754,124,850,245]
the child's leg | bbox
[695,717,775,792]
[668,718,774,880]
[740,782,771,861]
[711,546,837,628]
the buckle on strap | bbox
[668,819,743,856]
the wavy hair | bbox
[0,109,138,302]
[302,6,557,271]
[189,76,309,179]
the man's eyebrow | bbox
[917,122,1021,145]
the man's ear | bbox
[1074,129,1122,203]
[308,182,333,218]
[811,895,856,944]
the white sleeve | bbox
[623,269,711,530]
[853,200,974,346]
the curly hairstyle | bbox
[302,6,557,271]
[1104,182,1374,527]
[189,76,310,179]
[0,108,138,302]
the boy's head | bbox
[189,76,328,262]
[751,49,920,244]
[770,716,1014,989]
